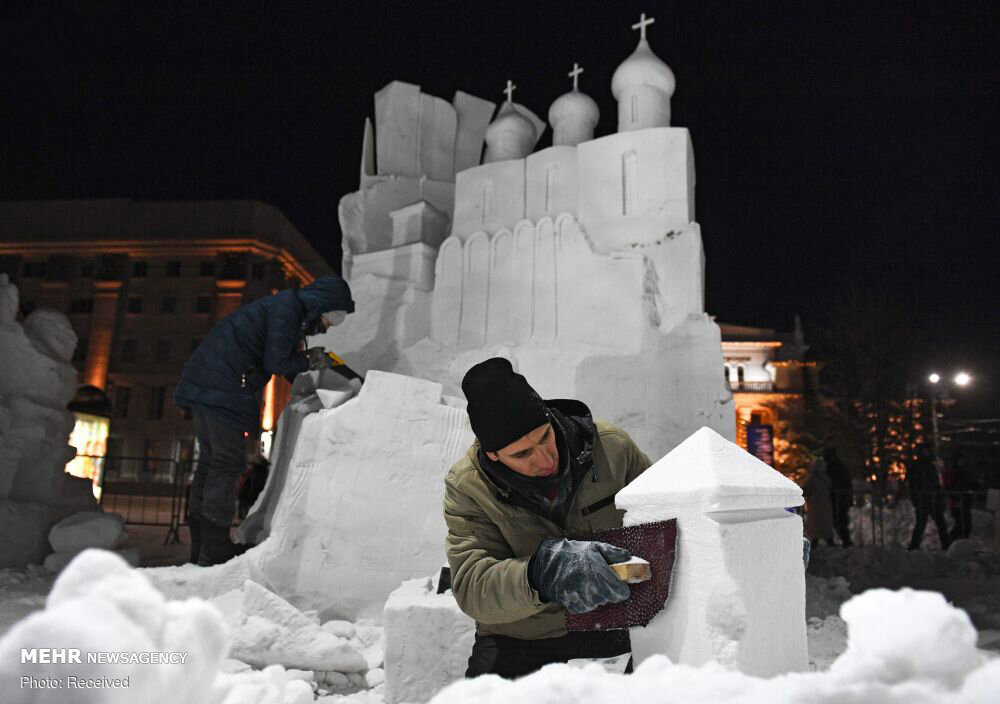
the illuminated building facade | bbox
[720,319,818,468]
[0,199,332,468]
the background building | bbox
[0,198,332,471]
[720,319,818,471]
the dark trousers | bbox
[910,496,951,550]
[466,630,631,679]
[949,494,973,541]
[832,492,853,546]
[189,408,248,528]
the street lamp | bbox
[925,371,972,459]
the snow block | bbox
[48,511,126,553]
[383,576,475,704]
[252,371,474,621]
[617,427,808,677]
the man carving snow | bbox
[175,274,354,566]
[444,357,652,678]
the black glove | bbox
[527,538,631,614]
[305,347,334,370]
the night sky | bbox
[2,1,998,410]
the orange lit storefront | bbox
[720,321,817,474]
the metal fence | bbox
[805,488,984,547]
[93,455,192,544]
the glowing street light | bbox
[925,370,973,459]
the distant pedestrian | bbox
[907,444,951,551]
[803,454,835,547]
[825,447,854,547]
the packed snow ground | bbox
[1,541,998,703]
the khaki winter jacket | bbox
[443,421,651,640]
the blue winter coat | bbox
[174,275,354,432]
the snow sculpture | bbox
[616,427,808,676]
[382,575,475,704]
[0,274,96,567]
[330,14,733,462]
[150,372,474,622]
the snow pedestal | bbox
[616,426,808,677]
[382,575,475,704]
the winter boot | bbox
[187,514,202,564]
[197,520,246,566]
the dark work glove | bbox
[527,538,632,614]
[305,347,334,370]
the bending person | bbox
[444,358,651,678]
[175,274,354,565]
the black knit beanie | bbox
[462,358,550,452]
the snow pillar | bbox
[616,426,808,677]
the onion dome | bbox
[548,90,600,146]
[484,101,538,163]
[611,37,676,100]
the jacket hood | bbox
[296,275,355,329]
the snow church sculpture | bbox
[332,14,733,461]
[0,274,96,566]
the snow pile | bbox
[44,511,138,573]
[0,274,96,567]
[809,542,1000,587]
[427,588,999,704]
[0,550,316,703]
[209,580,367,672]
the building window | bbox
[251,262,266,280]
[622,150,637,216]
[113,387,131,419]
[132,261,148,278]
[121,338,137,362]
[22,261,47,278]
[148,386,166,420]
[160,296,176,313]
[194,296,211,314]
[72,338,89,364]
[165,260,181,277]
[219,253,248,280]
[737,366,746,383]
[630,94,639,124]
[47,255,73,281]
[79,261,94,278]
[154,339,171,363]
[70,298,94,314]
[200,261,215,277]
[127,296,143,314]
